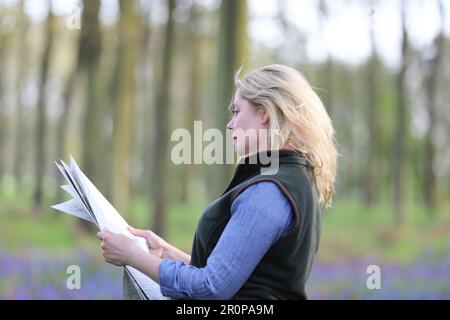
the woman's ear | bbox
[260,109,269,126]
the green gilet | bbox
[190,149,322,299]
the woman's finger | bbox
[128,226,146,237]
[145,234,159,248]
[128,226,160,250]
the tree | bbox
[180,1,202,203]
[77,0,102,230]
[33,2,55,211]
[55,61,78,203]
[151,0,176,237]
[210,0,248,200]
[80,0,103,190]
[393,0,410,225]
[364,0,380,206]
[318,0,334,118]
[0,7,10,184]
[135,2,153,198]
[112,0,140,216]
[275,0,307,74]
[422,0,445,210]
[13,0,28,190]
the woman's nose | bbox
[226,119,233,131]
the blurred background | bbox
[0,0,450,299]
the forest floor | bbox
[1,191,449,299]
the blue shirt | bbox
[158,181,294,299]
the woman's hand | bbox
[128,226,166,259]
[96,227,164,282]
[96,228,140,266]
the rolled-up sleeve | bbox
[158,181,294,299]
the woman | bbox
[97,64,337,300]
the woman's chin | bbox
[235,149,245,157]
[235,144,261,158]
[235,146,246,158]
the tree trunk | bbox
[180,1,202,204]
[151,0,176,237]
[137,4,153,197]
[55,65,77,203]
[364,10,379,206]
[13,0,28,190]
[364,56,378,206]
[393,1,410,225]
[0,17,8,184]
[112,0,139,217]
[423,0,444,210]
[78,0,102,231]
[210,0,248,200]
[80,0,102,187]
[323,60,334,117]
[33,4,54,211]
[318,0,334,117]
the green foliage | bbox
[1,191,449,265]
[319,198,450,263]
[1,192,449,299]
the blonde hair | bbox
[234,64,337,209]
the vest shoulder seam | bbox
[230,177,301,239]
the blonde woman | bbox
[97,64,337,300]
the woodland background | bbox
[0,0,449,299]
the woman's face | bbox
[226,90,269,157]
